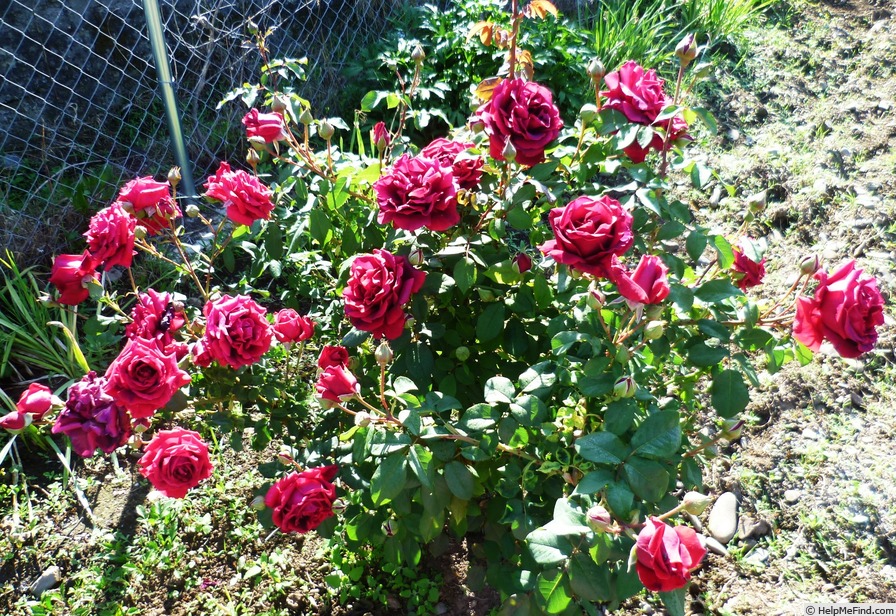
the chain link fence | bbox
[0,0,411,267]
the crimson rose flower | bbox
[49,251,99,305]
[117,176,181,235]
[731,249,766,291]
[265,465,339,534]
[793,260,885,359]
[105,337,191,419]
[84,202,136,269]
[636,517,707,592]
[420,138,484,190]
[52,371,130,457]
[317,345,349,370]
[138,428,213,498]
[477,78,563,166]
[343,249,426,339]
[0,411,29,434]
[273,309,315,343]
[200,294,273,368]
[203,162,275,227]
[612,254,671,305]
[315,364,360,405]
[374,155,459,232]
[126,289,187,358]
[373,121,390,151]
[242,109,288,143]
[16,383,63,422]
[539,195,634,278]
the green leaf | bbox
[575,432,627,466]
[697,319,731,341]
[694,279,742,303]
[686,230,707,262]
[527,530,572,566]
[659,587,687,616]
[691,106,718,135]
[574,469,614,495]
[341,328,370,348]
[485,377,515,404]
[407,444,434,490]
[623,456,670,502]
[631,411,681,459]
[711,369,749,418]
[690,162,712,189]
[535,569,573,614]
[687,341,729,367]
[519,361,556,396]
[309,208,332,246]
[606,481,634,517]
[445,460,475,500]
[713,235,735,269]
[454,257,477,295]
[568,553,611,602]
[476,303,505,342]
[370,453,407,505]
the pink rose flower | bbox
[201,294,273,368]
[16,383,63,422]
[0,411,30,434]
[420,138,484,190]
[343,249,426,340]
[793,260,885,359]
[138,428,213,498]
[538,195,634,278]
[126,289,188,358]
[373,121,390,151]
[265,466,339,533]
[242,109,288,143]
[374,154,460,232]
[636,516,707,592]
[52,371,130,457]
[117,176,181,236]
[317,345,349,370]
[203,162,275,227]
[315,364,360,405]
[273,309,315,343]
[731,249,766,291]
[104,337,191,419]
[601,61,669,125]
[612,254,671,305]
[477,78,563,166]
[84,202,136,269]
[49,251,99,306]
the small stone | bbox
[738,515,771,540]
[801,427,821,440]
[684,511,703,533]
[812,179,828,194]
[710,185,723,207]
[852,514,870,525]
[725,128,741,141]
[783,489,801,504]
[30,566,62,597]
[743,547,770,567]
[704,536,729,557]
[707,492,738,545]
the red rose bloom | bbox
[138,428,213,498]
[203,162,275,227]
[201,294,273,368]
[104,337,191,419]
[315,364,360,405]
[0,411,30,434]
[317,345,349,370]
[126,289,188,358]
[612,254,671,305]
[16,383,62,421]
[420,138,484,190]
[117,176,181,235]
[273,309,315,343]
[374,154,459,232]
[265,466,339,534]
[52,371,130,457]
[49,251,99,306]
[373,121,390,151]
[793,260,885,359]
[242,109,288,143]
[477,78,563,166]
[343,249,426,340]
[731,249,766,291]
[539,195,634,278]
[84,202,136,269]
[636,517,706,592]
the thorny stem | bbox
[379,363,390,417]
[508,0,521,79]
[658,64,686,179]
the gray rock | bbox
[684,511,703,533]
[783,489,801,504]
[738,516,772,540]
[704,536,729,557]
[707,492,738,544]
[743,547,770,567]
[30,566,61,597]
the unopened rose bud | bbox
[185,204,200,218]
[587,288,606,309]
[354,411,372,427]
[250,495,266,511]
[318,120,335,141]
[675,33,698,67]
[682,491,712,515]
[501,138,517,163]
[246,148,260,169]
[411,44,426,64]
[455,346,471,362]
[134,226,147,240]
[613,375,636,398]
[167,166,182,188]
[614,345,630,365]
[746,190,767,213]
[799,254,822,276]
[408,248,424,266]
[512,253,532,274]
[299,108,313,126]
[644,320,665,341]
[278,451,294,465]
[375,341,393,366]
[271,94,289,114]
[586,505,613,533]
[587,58,606,83]
[580,103,598,125]
[248,135,268,151]
[469,118,485,134]
[721,418,745,441]
[382,519,397,537]
[332,498,347,514]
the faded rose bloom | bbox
[126,289,188,358]
[273,309,315,343]
[374,154,459,232]
[420,138,484,190]
[52,371,130,457]
[84,202,136,269]
[793,260,885,359]
[373,121,390,151]
[201,294,273,369]
[612,254,671,305]
[203,161,275,227]
[539,195,634,278]
[138,428,213,498]
[477,78,563,166]
[105,337,191,419]
[242,109,288,143]
[49,251,99,306]
[315,364,360,405]
[317,345,349,370]
[117,176,181,236]
[265,465,339,534]
[731,249,766,291]
[343,249,426,340]
[636,516,707,592]
[16,383,63,422]
[0,411,30,434]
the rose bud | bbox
[246,148,260,169]
[373,122,390,152]
[299,108,313,126]
[501,138,517,163]
[644,320,665,341]
[134,226,147,240]
[382,519,398,537]
[675,33,698,67]
[746,190,767,213]
[513,253,532,274]
[271,94,289,114]
[0,411,31,434]
[354,411,372,427]
[613,375,636,398]
[318,120,335,141]
[720,418,744,441]
[250,495,267,511]
[587,288,606,309]
[586,505,613,533]
[682,491,712,515]
[411,44,425,64]
[331,498,347,514]
[799,254,822,276]
[408,248,425,267]
[278,451,294,466]
[375,341,393,366]
[587,57,606,82]
[167,166,182,188]
[185,204,200,218]
[16,383,64,422]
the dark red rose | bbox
[104,337,191,419]
[242,109,288,143]
[49,251,99,306]
[636,516,706,592]
[793,260,885,359]
[84,202,136,269]
[52,371,130,457]
[374,154,459,232]
[16,383,62,421]
[612,254,671,305]
[538,195,634,278]
[420,138,484,190]
[373,122,390,151]
[203,161,275,227]
[273,309,315,343]
[200,294,273,368]
[601,61,668,125]
[0,411,29,434]
[731,249,766,291]
[126,289,188,358]
[138,428,213,498]
[117,176,181,235]
[343,249,426,340]
[265,466,339,534]
[315,364,360,406]
[317,345,349,370]
[477,78,563,166]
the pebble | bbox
[707,492,739,544]
[704,536,729,557]
[812,179,828,194]
[783,489,801,504]
[30,566,62,597]
[684,511,703,532]
[852,514,870,525]
[738,516,772,540]
[801,427,821,440]
[743,547,770,567]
